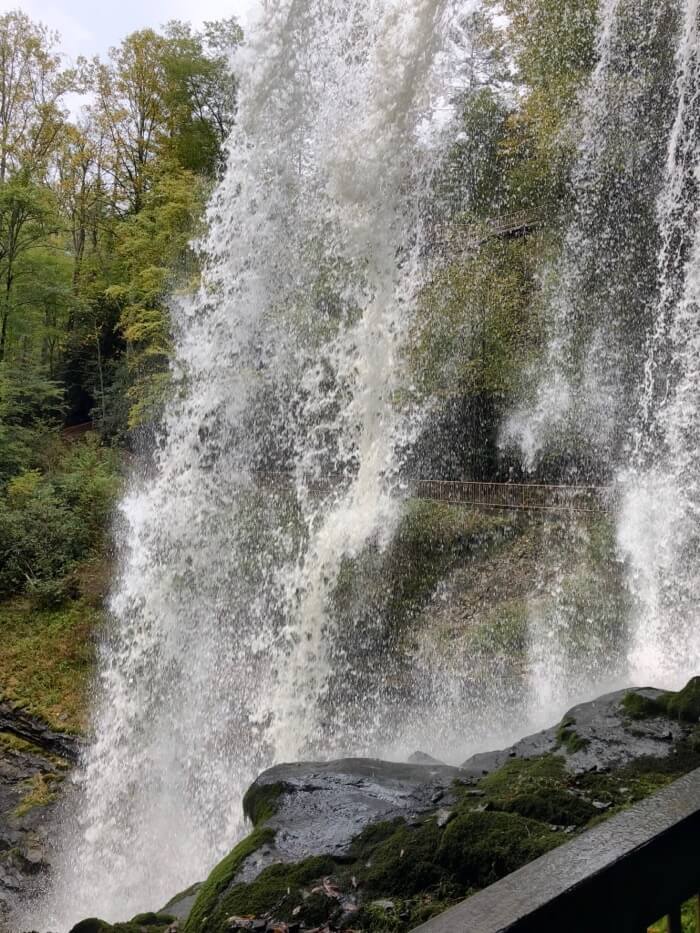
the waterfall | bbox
[618,0,700,686]
[20,2,700,929]
[25,2,472,928]
[503,0,681,473]
[504,0,700,693]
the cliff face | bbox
[0,706,79,930]
[57,678,700,933]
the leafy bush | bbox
[0,437,120,599]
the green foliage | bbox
[413,236,547,406]
[0,597,100,731]
[0,436,119,598]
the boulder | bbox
[238,758,463,880]
[177,677,700,933]
[460,686,689,776]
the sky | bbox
[0,0,261,64]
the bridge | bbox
[255,473,610,515]
[416,479,610,514]
[433,211,542,255]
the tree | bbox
[0,175,61,361]
[0,11,71,184]
[162,18,242,176]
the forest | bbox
[0,10,241,609]
[0,0,600,613]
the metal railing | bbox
[413,766,700,933]
[432,213,542,253]
[416,479,610,514]
[251,473,611,515]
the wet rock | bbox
[406,751,445,765]
[460,686,692,776]
[160,883,203,924]
[0,702,80,763]
[237,758,463,882]
[0,711,74,931]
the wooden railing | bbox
[414,766,700,933]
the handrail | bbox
[415,479,611,514]
[432,213,542,252]
[413,766,700,933]
[251,473,611,514]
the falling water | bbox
[618,0,700,685]
[503,0,681,473]
[504,0,700,693]
[20,2,700,929]
[25,2,472,928]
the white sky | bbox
[0,0,261,65]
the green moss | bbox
[14,771,57,816]
[69,921,112,933]
[183,827,275,933]
[437,810,561,888]
[242,781,287,827]
[331,502,517,639]
[494,788,596,826]
[386,502,514,616]
[621,691,666,720]
[624,677,700,725]
[69,915,175,933]
[354,819,446,898]
[477,754,567,798]
[664,677,700,723]
[128,914,175,927]
[465,599,530,657]
[211,855,337,929]
[556,716,590,753]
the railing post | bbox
[667,905,682,933]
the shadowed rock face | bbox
[0,703,80,764]
[0,708,77,931]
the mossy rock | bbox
[665,677,700,723]
[69,913,175,933]
[213,854,337,924]
[242,780,288,826]
[621,691,666,720]
[623,678,700,724]
[128,914,175,928]
[70,922,112,933]
[352,818,446,898]
[495,788,596,826]
[477,754,567,798]
[437,810,560,888]
[556,716,590,753]
[183,827,275,933]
